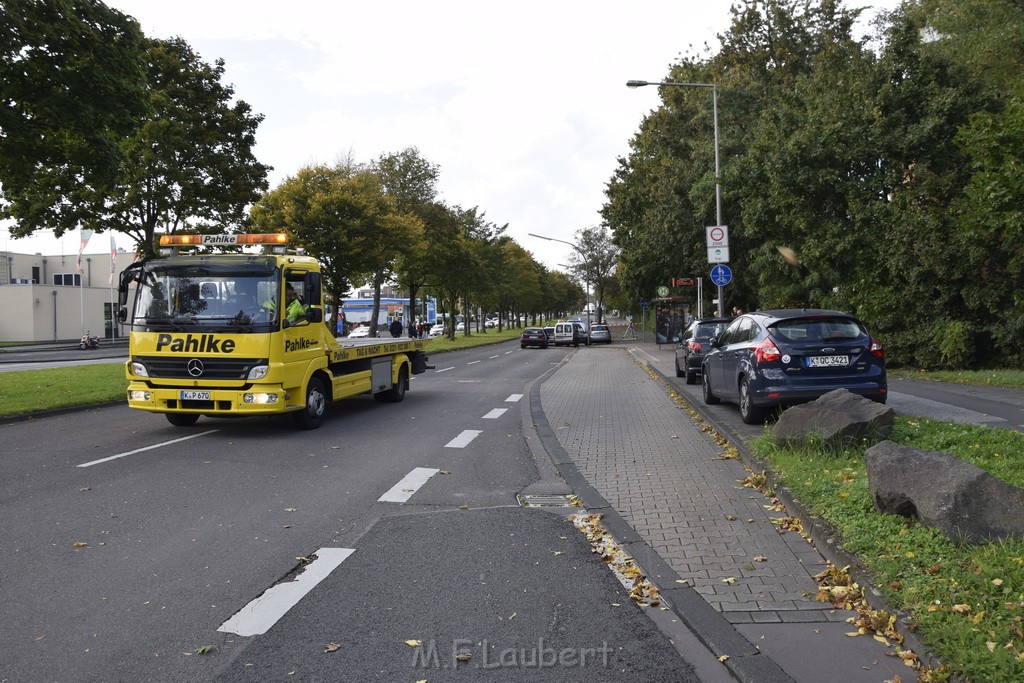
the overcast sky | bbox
[3,0,898,272]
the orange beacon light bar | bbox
[158,233,288,247]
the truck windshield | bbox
[132,265,279,331]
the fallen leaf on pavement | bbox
[324,643,341,653]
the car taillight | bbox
[688,341,702,352]
[870,338,884,358]
[754,339,781,364]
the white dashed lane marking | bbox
[445,430,482,448]
[467,360,481,365]
[77,430,219,468]
[436,366,454,373]
[378,467,440,503]
[505,394,524,402]
[217,548,355,636]
[482,408,507,419]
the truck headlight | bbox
[132,362,149,377]
[129,390,151,401]
[243,393,278,404]
[247,365,269,380]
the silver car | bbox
[589,324,612,344]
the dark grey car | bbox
[701,309,887,425]
[674,317,731,385]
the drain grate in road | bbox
[517,494,579,508]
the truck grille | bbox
[134,356,266,380]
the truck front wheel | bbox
[166,413,200,427]
[293,377,327,429]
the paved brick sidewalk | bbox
[539,346,843,624]
[536,344,918,681]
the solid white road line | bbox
[217,547,355,637]
[482,408,507,419]
[378,467,440,503]
[505,394,524,403]
[76,430,219,468]
[445,430,482,448]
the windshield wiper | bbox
[140,316,184,331]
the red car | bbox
[520,327,549,349]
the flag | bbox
[77,228,94,274]
[109,232,118,285]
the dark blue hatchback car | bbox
[701,309,886,424]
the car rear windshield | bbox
[771,316,866,343]
[695,322,727,338]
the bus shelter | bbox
[654,297,691,345]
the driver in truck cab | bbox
[285,283,307,323]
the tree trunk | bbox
[370,269,384,338]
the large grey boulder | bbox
[865,440,1024,544]
[773,389,894,449]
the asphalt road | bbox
[0,341,700,682]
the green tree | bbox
[373,148,440,335]
[424,205,479,339]
[0,0,148,230]
[567,225,619,324]
[494,241,542,327]
[45,37,269,256]
[250,165,421,337]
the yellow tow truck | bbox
[116,233,429,429]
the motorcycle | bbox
[79,332,100,350]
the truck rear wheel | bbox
[375,364,408,403]
[166,413,200,427]
[293,377,327,429]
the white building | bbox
[0,248,139,343]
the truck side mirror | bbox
[306,308,323,323]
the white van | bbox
[554,321,586,347]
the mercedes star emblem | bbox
[186,358,204,377]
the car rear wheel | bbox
[375,364,408,403]
[674,357,684,377]
[739,377,766,424]
[702,371,721,405]
[684,365,697,385]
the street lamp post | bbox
[528,232,591,345]
[626,79,725,317]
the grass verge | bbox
[0,363,128,417]
[749,417,1024,682]
[889,368,1024,389]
